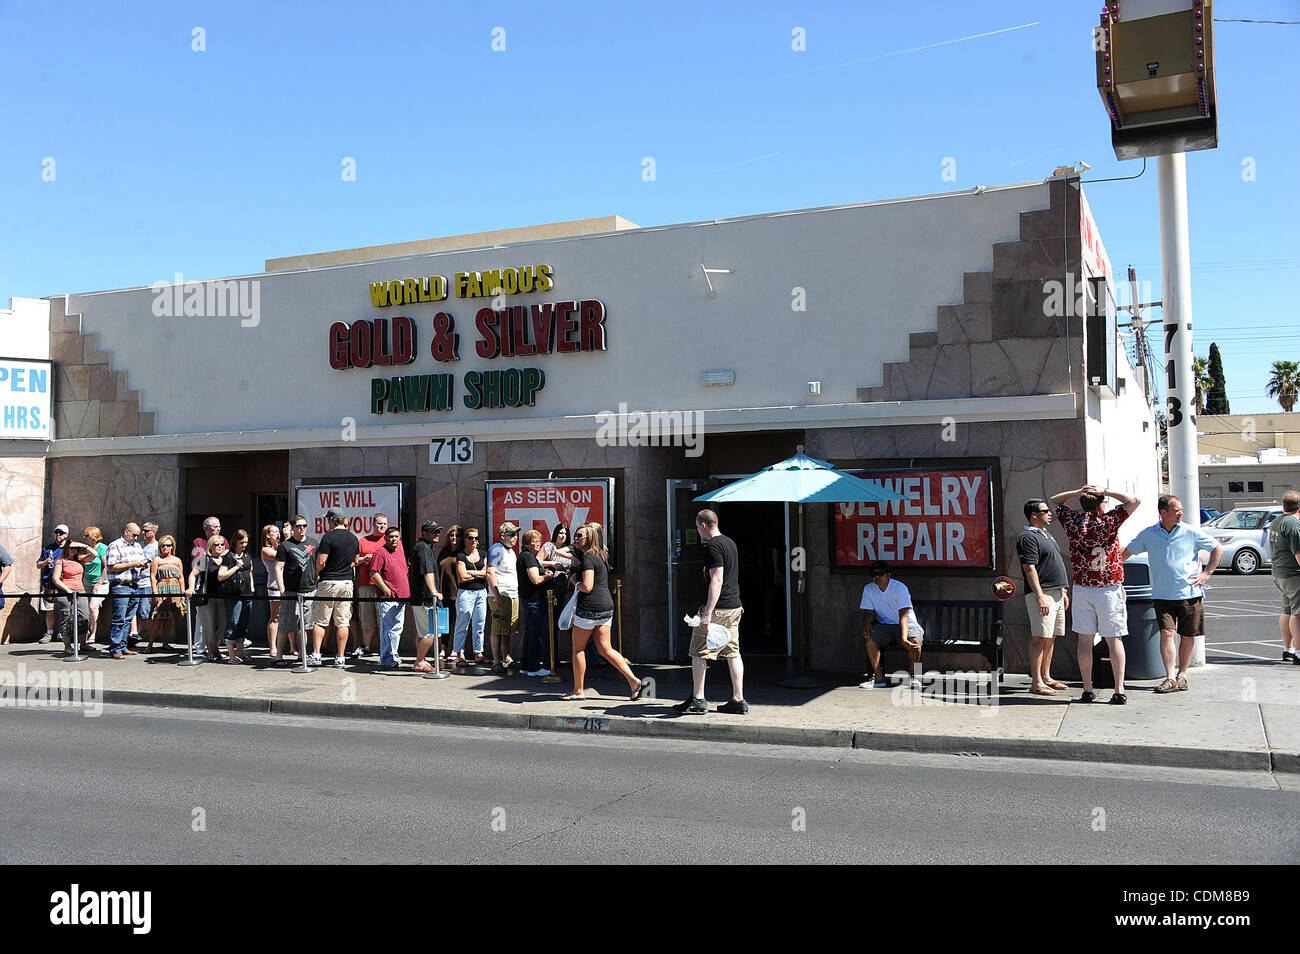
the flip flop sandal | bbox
[560,693,585,701]
[1029,686,1057,696]
[631,677,654,701]
[1047,681,1069,691]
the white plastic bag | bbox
[684,614,731,651]
[558,588,580,630]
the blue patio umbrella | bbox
[694,447,907,687]
[693,447,906,505]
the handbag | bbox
[557,587,580,631]
[192,561,209,607]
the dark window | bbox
[1248,481,1264,493]
[1229,481,1243,494]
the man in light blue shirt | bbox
[1122,495,1223,694]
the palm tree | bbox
[1193,356,1212,415]
[1266,360,1300,413]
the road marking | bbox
[1206,647,1272,660]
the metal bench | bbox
[876,599,1004,682]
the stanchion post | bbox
[59,591,87,663]
[615,578,623,658]
[542,589,562,683]
[423,599,450,680]
[292,593,312,673]
[179,595,200,666]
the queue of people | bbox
[26,509,670,703]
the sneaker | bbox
[532,668,551,677]
[363,646,378,657]
[1079,690,1097,704]
[858,679,889,689]
[672,697,708,714]
[38,633,52,644]
[333,657,346,669]
[521,670,538,677]
[491,663,507,674]
[350,646,365,658]
[717,698,750,715]
[309,653,323,666]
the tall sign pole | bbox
[1096,0,1217,665]
[1158,152,1199,524]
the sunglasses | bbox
[293,523,307,529]
[466,535,479,540]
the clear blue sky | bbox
[3,0,1296,413]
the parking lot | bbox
[1204,570,1290,663]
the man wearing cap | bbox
[310,508,362,668]
[130,521,159,647]
[369,525,412,670]
[487,522,522,674]
[105,522,149,659]
[37,524,70,642]
[410,521,445,672]
[858,560,924,690]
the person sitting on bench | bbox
[858,560,924,690]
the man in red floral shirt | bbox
[1050,483,1141,705]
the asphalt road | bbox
[0,704,1296,864]
[1205,570,1291,663]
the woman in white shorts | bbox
[561,523,647,702]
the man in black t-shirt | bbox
[410,521,445,672]
[311,508,362,668]
[1017,498,1071,695]
[675,509,749,716]
[274,515,317,661]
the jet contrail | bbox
[709,152,780,174]
[792,22,1042,77]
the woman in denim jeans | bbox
[452,528,489,666]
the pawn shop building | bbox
[1,177,1161,675]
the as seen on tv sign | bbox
[833,467,995,569]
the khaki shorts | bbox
[1025,587,1067,639]
[1155,597,1205,638]
[491,593,520,635]
[356,584,379,629]
[311,579,354,628]
[1275,575,1300,616]
[689,605,743,660]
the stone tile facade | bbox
[0,455,49,642]
[48,297,155,439]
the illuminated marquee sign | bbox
[327,263,607,415]
[833,467,995,570]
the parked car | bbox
[1200,508,1221,524]
[1209,505,1284,574]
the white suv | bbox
[1210,506,1285,574]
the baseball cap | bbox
[324,508,344,523]
[866,560,891,576]
[499,522,520,535]
[55,524,69,534]
[421,520,443,533]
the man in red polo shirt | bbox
[355,513,401,659]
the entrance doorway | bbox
[666,479,789,659]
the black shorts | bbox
[869,622,916,650]
[1154,597,1205,638]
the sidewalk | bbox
[2,641,1296,773]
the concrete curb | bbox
[94,688,1290,774]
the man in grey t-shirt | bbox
[1017,498,1070,696]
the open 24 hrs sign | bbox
[429,437,474,464]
